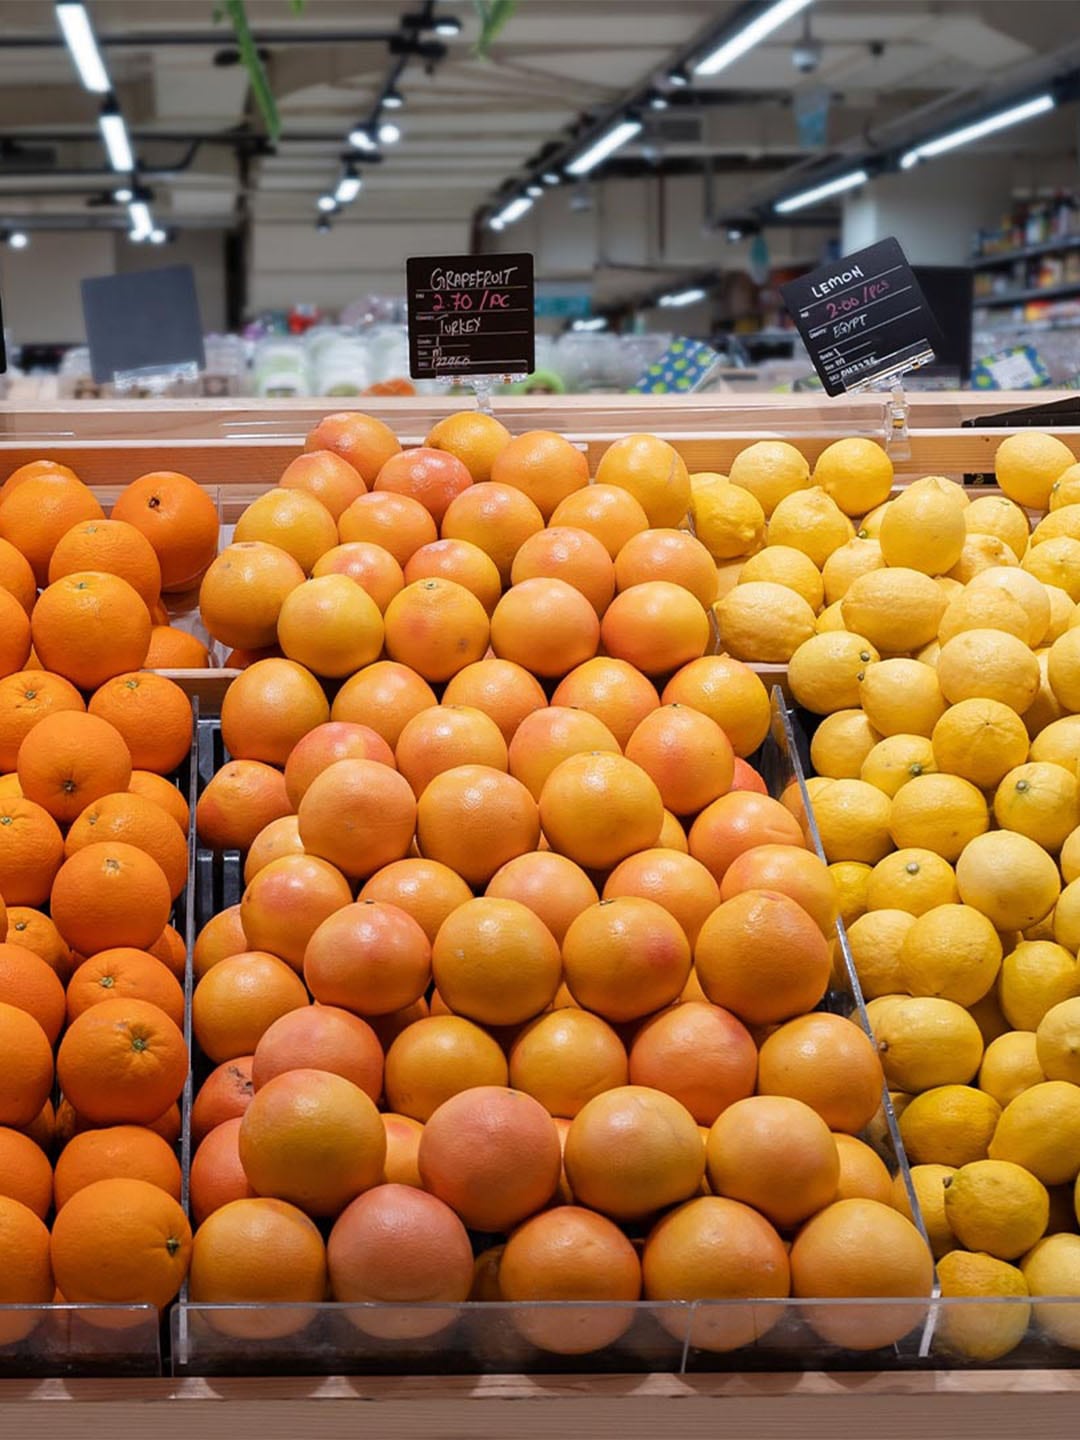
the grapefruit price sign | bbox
[406,253,535,381]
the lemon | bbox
[979,1030,1046,1108]
[943,1158,1049,1260]
[1050,462,1080,510]
[857,659,946,738]
[690,479,766,560]
[1024,911,1057,944]
[989,1081,1080,1184]
[889,773,989,862]
[1032,504,1080,546]
[900,903,1002,1007]
[815,600,846,633]
[860,734,937,798]
[829,861,872,928]
[930,697,1030,790]
[874,995,984,1091]
[738,545,823,611]
[728,440,810,517]
[900,1084,1001,1167]
[840,569,946,652]
[858,501,890,539]
[788,633,880,715]
[714,581,816,663]
[892,1165,956,1257]
[964,493,1030,561]
[937,628,1040,715]
[1024,653,1066,740]
[1063,827,1080,883]
[691,470,728,490]
[810,709,881,779]
[767,487,854,568]
[846,911,914,999]
[906,473,969,509]
[969,567,1052,647]
[935,1251,1031,1362]
[998,940,1080,1031]
[1036,997,1080,1085]
[1024,535,1080,602]
[809,778,893,865]
[937,585,1031,646]
[994,761,1080,851]
[866,848,958,916]
[1022,1233,1080,1348]
[956,830,1061,932]
[1052,882,1080,951]
[947,533,1018,584]
[879,479,966,576]
[813,436,894,516]
[970,988,1011,1045]
[1029,716,1080,776]
[864,993,907,1030]
[713,558,745,601]
[1043,587,1073,643]
[1048,628,1080,709]
[822,538,885,604]
[915,639,941,667]
[936,576,964,601]
[995,432,1076,509]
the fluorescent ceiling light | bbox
[335,172,363,203]
[317,194,337,212]
[149,228,166,244]
[566,118,641,176]
[128,201,152,239]
[526,183,543,198]
[649,93,669,110]
[489,217,505,231]
[666,66,690,87]
[434,15,461,36]
[491,195,532,227]
[659,287,707,308]
[383,87,405,109]
[774,167,868,213]
[113,185,133,203]
[8,232,29,250]
[56,3,110,93]
[542,171,560,185]
[348,126,377,152]
[378,121,401,144]
[99,105,134,173]
[571,316,608,331]
[694,0,813,77]
[900,93,1055,169]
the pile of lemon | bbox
[692,429,1080,1362]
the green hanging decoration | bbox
[472,0,518,59]
[221,0,286,141]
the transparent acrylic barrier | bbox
[0,1305,161,1376]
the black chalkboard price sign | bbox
[406,253,535,381]
[780,237,944,397]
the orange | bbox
[239,853,352,969]
[601,580,710,677]
[50,842,171,956]
[549,483,650,558]
[298,758,417,879]
[0,669,84,772]
[252,1005,383,1100]
[278,449,366,520]
[0,797,64,905]
[833,1133,893,1204]
[489,430,589,520]
[338,491,437,566]
[239,1067,385,1217]
[0,942,64,1044]
[188,1196,326,1339]
[720,843,838,935]
[510,526,615,616]
[4,907,70,977]
[66,948,184,1028]
[330,660,437,749]
[367,995,428,1049]
[313,541,404,611]
[17,710,131,826]
[790,1198,933,1350]
[507,707,620,802]
[499,1206,642,1355]
[595,433,691,527]
[625,704,734,816]
[509,1009,628,1117]
[53,1125,181,1210]
[0,1126,52,1218]
[425,410,511,483]
[374,446,473,526]
[147,924,186,979]
[381,1113,424,1187]
[190,1117,256,1225]
[441,657,547,744]
[662,655,772,758]
[688,791,805,881]
[564,1085,703,1220]
[19,1097,54,1152]
[0,1002,53,1127]
[539,751,663,870]
[358,857,472,945]
[615,527,718,608]
[562,896,690,1022]
[418,1085,561,1232]
[233,488,337,574]
[31,572,151,690]
[416,764,539,886]
[603,848,720,945]
[384,1015,508,1121]
[48,518,162,609]
[58,997,186,1125]
[1,458,80,499]
[112,470,219,593]
[65,791,188,899]
[383,577,490,683]
[0,471,104,586]
[193,905,249,979]
[757,1012,885,1133]
[695,890,829,1025]
[705,1094,839,1228]
[192,952,308,1064]
[403,537,502,615]
[304,899,432,1015]
[219,656,330,766]
[191,1056,255,1144]
[441,481,545,585]
[0,1195,52,1344]
[0,536,36,614]
[199,541,306,650]
[145,625,210,669]
[395,705,508,795]
[304,410,401,485]
[551,657,660,749]
[629,1001,756,1124]
[731,758,768,795]
[490,577,600,677]
[195,759,291,852]
[243,814,303,882]
[284,721,395,809]
[0,591,31,680]
[276,573,384,678]
[433,896,561,1026]
[643,1196,790,1352]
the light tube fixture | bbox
[348,125,378,152]
[378,121,401,145]
[694,0,814,77]
[128,200,152,239]
[774,167,868,213]
[317,194,337,212]
[490,195,532,227]
[566,118,641,176]
[56,3,110,93]
[8,232,29,250]
[900,93,1055,169]
[383,87,405,109]
[99,101,134,172]
[335,168,363,203]
[659,287,707,307]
